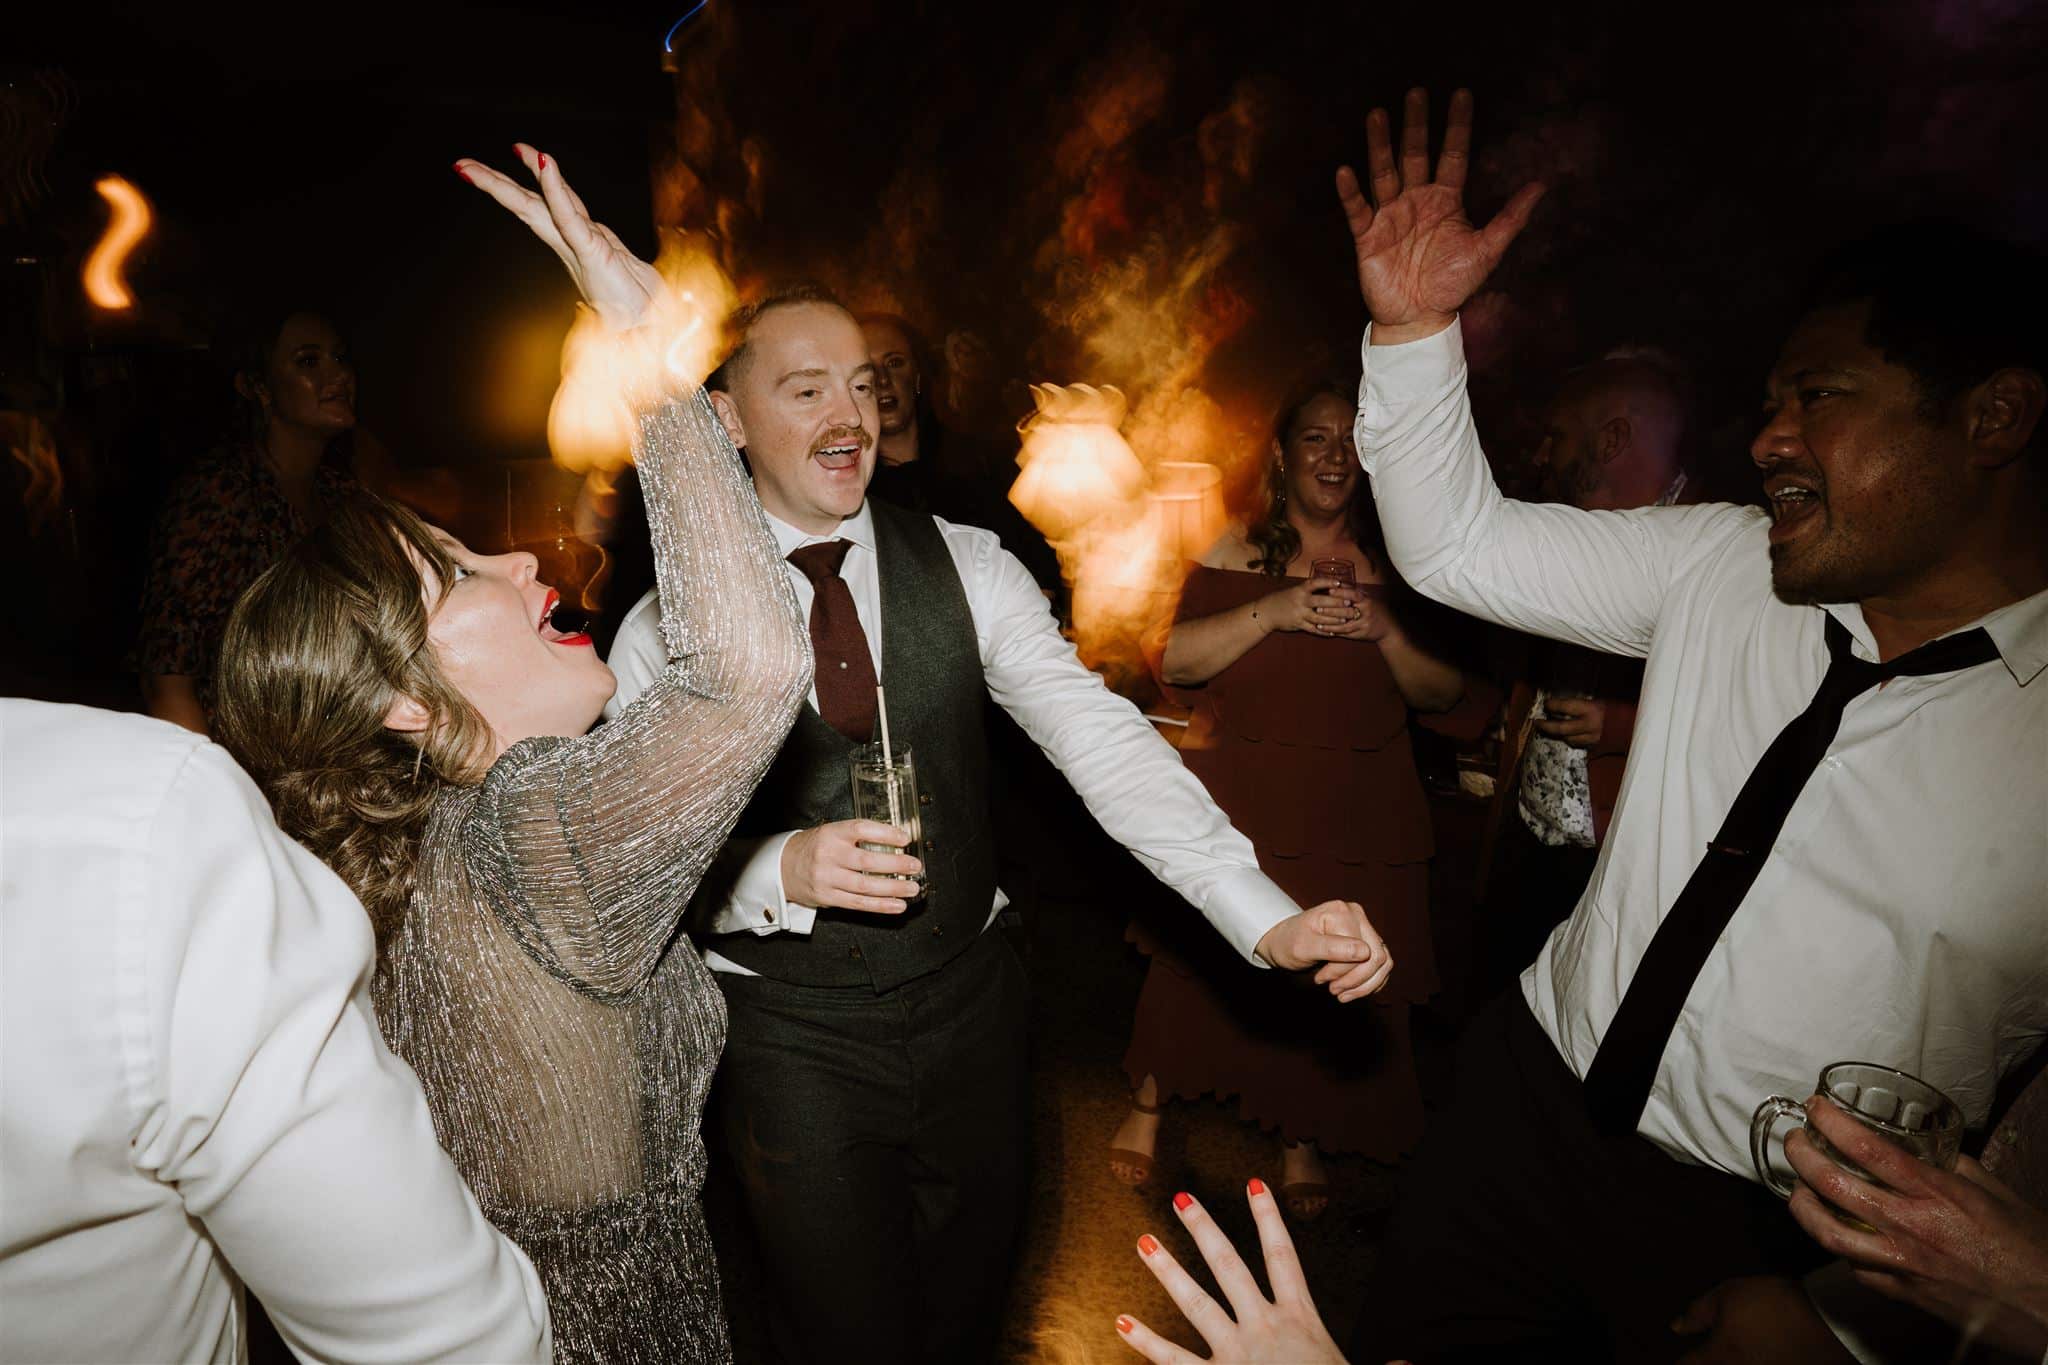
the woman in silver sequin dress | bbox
[214,149,813,1363]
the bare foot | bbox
[1108,1075,1163,1186]
[1280,1138,1330,1221]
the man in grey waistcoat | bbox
[604,284,1395,1364]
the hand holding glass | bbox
[1309,557,1355,586]
[1751,1061,1962,1202]
[848,743,926,902]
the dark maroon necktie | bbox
[1582,614,1999,1136]
[787,539,879,743]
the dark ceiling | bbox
[13,1,2048,479]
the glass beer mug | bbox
[1750,1061,1962,1201]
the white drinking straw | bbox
[877,684,895,767]
[876,684,903,829]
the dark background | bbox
[7,0,2047,702]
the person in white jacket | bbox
[0,699,552,1363]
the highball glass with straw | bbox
[847,743,926,901]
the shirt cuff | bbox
[1201,867,1301,967]
[728,831,816,936]
[1356,317,1468,475]
[1802,1260,1955,1364]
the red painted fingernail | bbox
[1137,1234,1160,1256]
[537,152,548,170]
[1248,1177,1267,1196]
[1116,1316,1135,1335]
[453,162,472,183]
[1172,1191,1193,1212]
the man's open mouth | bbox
[814,440,864,471]
[1765,479,1824,541]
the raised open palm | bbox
[456,144,664,333]
[1335,89,1544,339]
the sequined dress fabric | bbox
[372,390,810,1364]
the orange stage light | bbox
[83,177,151,311]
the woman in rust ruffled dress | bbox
[1110,382,1492,1218]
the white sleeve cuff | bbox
[1802,1260,1956,1364]
[716,831,816,937]
[1356,318,1468,474]
[1201,867,1301,967]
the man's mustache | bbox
[809,426,873,456]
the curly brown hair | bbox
[1245,380,1387,577]
[215,494,494,944]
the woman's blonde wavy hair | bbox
[216,494,494,944]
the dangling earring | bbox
[412,740,427,782]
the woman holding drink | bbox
[1109,381,1489,1218]
[213,147,812,1362]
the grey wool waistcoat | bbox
[702,499,997,991]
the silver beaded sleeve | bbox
[458,389,811,999]
[375,388,807,1362]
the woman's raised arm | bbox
[452,149,811,999]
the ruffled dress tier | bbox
[1124,566,1438,1159]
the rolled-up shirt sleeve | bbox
[129,745,552,1365]
[1358,319,1746,658]
[962,526,1298,964]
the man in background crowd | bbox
[1476,352,1697,998]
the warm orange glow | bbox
[1008,384,1146,543]
[1147,461,1226,562]
[546,228,736,474]
[1009,385,1233,684]
[83,176,151,311]
[3,412,64,533]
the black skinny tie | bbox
[1582,614,2000,1137]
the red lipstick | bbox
[539,587,595,646]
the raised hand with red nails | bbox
[1116,1181,1359,1364]
[453,144,664,334]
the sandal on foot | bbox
[1280,1179,1331,1222]
[1107,1097,1165,1187]
[1280,1140,1330,1222]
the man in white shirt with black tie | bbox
[1334,91,2046,1363]
[605,285,1396,1363]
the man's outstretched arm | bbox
[1342,89,1749,656]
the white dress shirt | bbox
[605,500,1301,975]
[0,701,551,1364]
[1357,320,2047,1180]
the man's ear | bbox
[234,372,267,408]
[1964,368,2045,469]
[384,694,432,734]
[708,389,747,452]
[1597,415,1633,465]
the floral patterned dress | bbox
[136,443,358,719]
